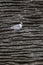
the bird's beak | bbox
[20,22,22,25]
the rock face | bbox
[0,0,43,65]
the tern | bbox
[10,22,23,31]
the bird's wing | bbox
[10,24,21,30]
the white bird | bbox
[10,22,23,31]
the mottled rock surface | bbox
[0,0,43,65]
